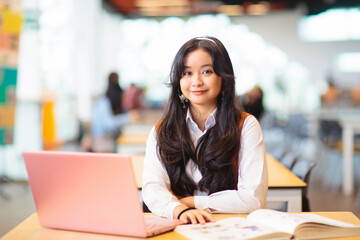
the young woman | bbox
[142,37,268,224]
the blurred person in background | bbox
[321,81,340,107]
[319,78,342,145]
[122,83,144,111]
[90,72,138,153]
[240,85,264,121]
[351,86,360,106]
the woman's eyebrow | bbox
[183,63,213,70]
[201,64,213,68]
[184,64,213,68]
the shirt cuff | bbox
[164,201,183,219]
[194,196,211,212]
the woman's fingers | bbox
[201,210,216,223]
[189,210,205,224]
[180,209,215,224]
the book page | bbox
[247,209,360,236]
[247,209,316,234]
[295,213,360,228]
[174,217,290,240]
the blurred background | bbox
[1,0,360,236]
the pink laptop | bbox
[23,151,181,238]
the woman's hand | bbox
[174,205,215,224]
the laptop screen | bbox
[23,151,149,237]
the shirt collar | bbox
[186,108,217,131]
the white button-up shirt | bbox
[142,109,268,219]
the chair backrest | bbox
[291,159,317,184]
[285,113,309,139]
[319,120,342,144]
[291,158,316,212]
[271,146,290,161]
[280,151,298,170]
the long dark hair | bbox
[106,72,123,115]
[157,37,244,197]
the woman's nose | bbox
[192,73,203,87]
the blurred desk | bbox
[3,212,360,240]
[308,108,360,196]
[117,132,149,145]
[265,154,306,212]
[116,125,151,154]
[132,154,306,212]
[131,154,145,189]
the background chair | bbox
[270,145,290,161]
[291,159,317,212]
[280,151,299,170]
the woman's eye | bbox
[183,71,191,76]
[203,70,212,74]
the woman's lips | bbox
[191,90,206,95]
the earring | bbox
[178,94,188,108]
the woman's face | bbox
[180,49,222,111]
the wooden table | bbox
[132,154,306,212]
[116,132,149,154]
[266,154,306,212]
[117,132,149,146]
[2,212,360,240]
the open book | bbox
[175,209,360,240]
